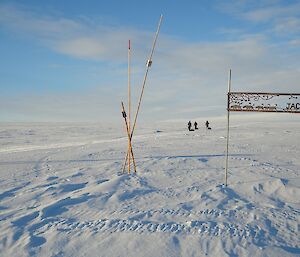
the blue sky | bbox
[0,0,300,122]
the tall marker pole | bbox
[131,14,163,137]
[225,69,232,186]
[127,40,131,174]
[122,15,163,172]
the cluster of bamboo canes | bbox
[121,15,163,174]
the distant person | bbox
[188,121,193,131]
[205,120,210,130]
[194,121,198,130]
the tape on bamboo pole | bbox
[121,102,137,173]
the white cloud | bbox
[218,0,300,22]
[273,17,300,34]
[0,3,152,63]
[56,37,109,60]
[0,4,86,38]
[217,0,300,37]
[289,39,300,46]
[244,3,300,23]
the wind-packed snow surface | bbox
[0,120,299,257]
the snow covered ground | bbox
[0,118,299,257]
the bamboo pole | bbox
[130,15,163,138]
[127,39,131,174]
[122,15,163,172]
[225,69,232,186]
[121,102,137,173]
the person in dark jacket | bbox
[194,121,198,130]
[188,121,192,131]
[205,120,210,129]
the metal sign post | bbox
[225,69,232,187]
[225,71,299,186]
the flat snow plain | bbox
[0,118,299,257]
